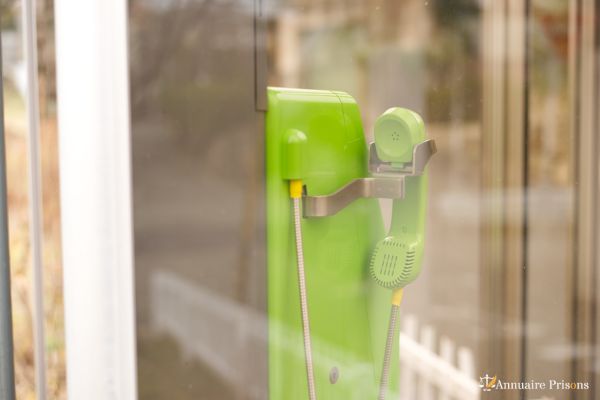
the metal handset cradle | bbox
[302,140,436,218]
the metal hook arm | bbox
[302,139,436,218]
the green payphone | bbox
[266,87,435,400]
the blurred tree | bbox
[0,0,19,30]
[426,0,481,122]
[432,0,479,27]
[129,0,256,161]
[37,0,56,117]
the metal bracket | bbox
[303,139,436,218]
[369,139,437,175]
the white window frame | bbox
[54,1,137,399]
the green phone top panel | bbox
[266,87,399,400]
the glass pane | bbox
[525,0,574,392]
[129,1,266,399]
[129,0,598,398]
[132,1,483,398]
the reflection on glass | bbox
[129,0,598,398]
[130,1,265,399]
[526,0,573,394]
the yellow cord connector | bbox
[391,288,404,306]
[290,179,303,199]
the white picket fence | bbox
[150,270,480,400]
[398,316,480,400]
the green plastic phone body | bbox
[266,87,399,399]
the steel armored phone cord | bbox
[377,288,403,400]
[290,179,318,400]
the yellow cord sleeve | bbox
[391,288,404,306]
[290,179,303,199]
